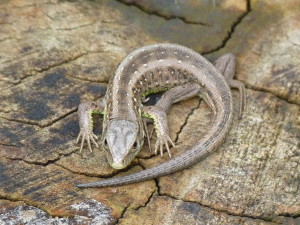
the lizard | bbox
[75,43,246,188]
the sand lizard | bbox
[76,43,246,187]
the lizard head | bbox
[102,119,143,169]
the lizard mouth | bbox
[111,161,127,169]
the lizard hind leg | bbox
[214,53,246,117]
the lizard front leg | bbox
[76,100,105,153]
[142,83,202,157]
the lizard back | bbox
[107,43,231,122]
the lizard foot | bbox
[154,134,175,157]
[76,131,99,153]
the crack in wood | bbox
[174,100,201,143]
[0,108,77,128]
[156,192,287,223]
[115,205,130,224]
[116,0,211,26]
[202,0,252,55]
[55,159,139,179]
[245,84,300,106]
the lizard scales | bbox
[77,43,235,187]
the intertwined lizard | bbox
[76,43,246,187]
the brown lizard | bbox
[76,43,246,187]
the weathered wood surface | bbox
[0,0,299,224]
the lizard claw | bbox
[154,134,175,158]
[76,131,99,153]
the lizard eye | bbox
[133,141,138,150]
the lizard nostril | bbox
[104,139,108,147]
